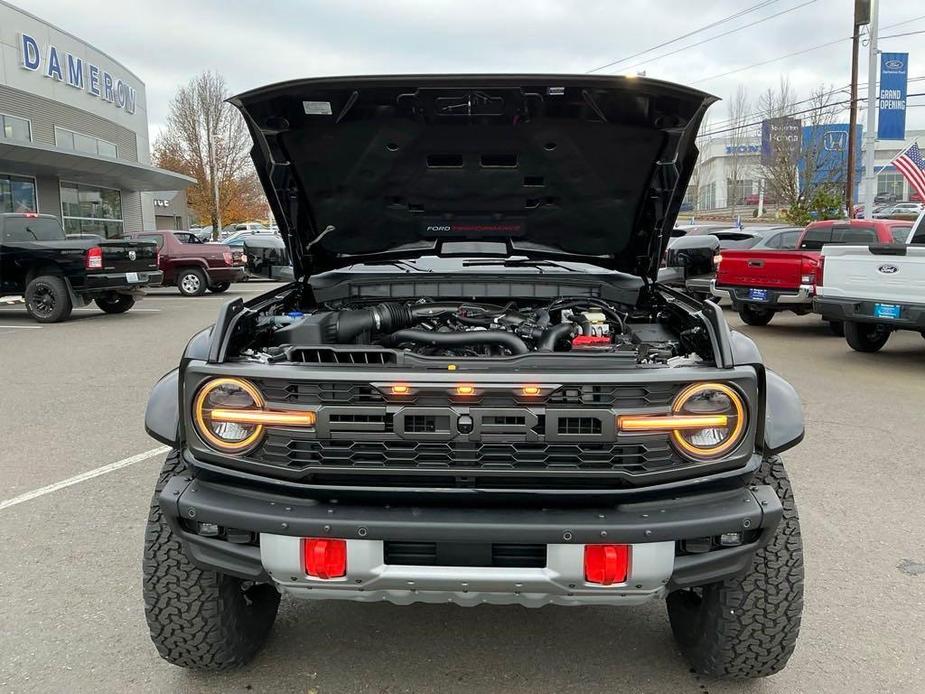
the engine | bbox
[253,297,690,363]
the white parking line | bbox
[72,308,162,312]
[0,324,42,329]
[0,446,170,512]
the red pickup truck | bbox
[129,230,245,296]
[711,219,914,328]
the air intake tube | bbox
[333,302,415,341]
[387,329,530,354]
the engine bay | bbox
[242,294,708,365]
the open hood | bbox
[230,75,716,279]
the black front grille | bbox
[558,417,602,435]
[384,541,546,568]
[548,383,679,408]
[259,435,674,475]
[259,380,384,405]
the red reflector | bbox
[584,544,629,585]
[85,246,103,270]
[302,538,346,579]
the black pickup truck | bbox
[0,213,162,322]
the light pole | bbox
[861,0,879,219]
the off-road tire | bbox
[177,268,208,297]
[738,305,774,326]
[208,281,231,293]
[95,294,136,314]
[827,320,844,337]
[666,456,803,679]
[24,274,73,323]
[142,450,280,670]
[844,321,890,352]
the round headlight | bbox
[670,382,746,459]
[193,377,265,452]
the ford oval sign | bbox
[884,59,904,71]
[878,264,898,274]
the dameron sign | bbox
[19,33,137,115]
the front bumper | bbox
[814,296,925,330]
[159,471,783,606]
[711,280,814,308]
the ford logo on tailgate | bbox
[878,264,898,274]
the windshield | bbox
[2,217,65,242]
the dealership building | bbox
[692,126,925,210]
[0,0,194,236]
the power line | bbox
[699,91,925,138]
[693,13,925,85]
[693,36,847,84]
[586,0,783,74]
[616,0,818,76]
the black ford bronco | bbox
[142,75,805,679]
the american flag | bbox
[892,142,925,200]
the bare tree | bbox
[726,85,751,220]
[757,80,845,222]
[756,77,799,210]
[153,71,263,235]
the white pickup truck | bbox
[814,213,925,352]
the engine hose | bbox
[388,329,530,354]
[536,322,576,352]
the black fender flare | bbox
[144,327,212,446]
[145,368,180,446]
[729,330,804,455]
[762,369,804,455]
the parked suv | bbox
[0,213,161,322]
[142,75,805,679]
[131,230,244,296]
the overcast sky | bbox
[19,0,925,144]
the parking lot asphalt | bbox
[1,285,924,694]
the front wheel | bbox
[95,294,135,314]
[142,451,280,670]
[844,321,890,352]
[738,305,774,326]
[24,274,73,323]
[208,281,231,293]
[667,456,804,678]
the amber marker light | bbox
[455,384,475,396]
[390,384,411,395]
[521,385,541,396]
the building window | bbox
[1,114,32,143]
[877,171,905,199]
[699,182,716,210]
[0,175,37,213]
[54,127,118,158]
[60,182,124,238]
[726,178,754,206]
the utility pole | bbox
[845,1,868,215]
[862,0,879,219]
